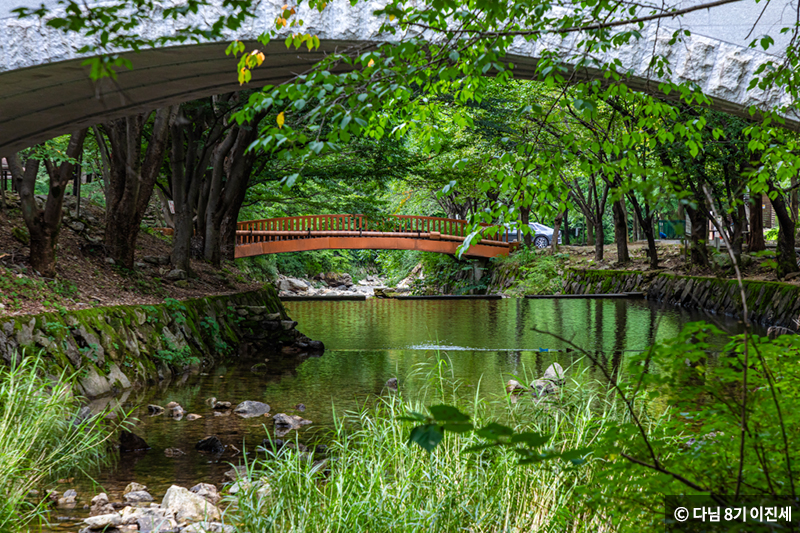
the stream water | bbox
[46,298,756,530]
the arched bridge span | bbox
[0,0,798,154]
[234,215,514,259]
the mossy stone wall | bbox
[563,269,800,329]
[0,285,306,398]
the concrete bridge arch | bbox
[0,0,797,154]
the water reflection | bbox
[47,298,753,530]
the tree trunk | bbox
[686,203,710,268]
[767,183,799,279]
[612,196,630,263]
[594,219,604,261]
[550,210,565,255]
[103,107,177,268]
[519,204,532,247]
[587,216,595,245]
[627,192,659,269]
[747,191,766,252]
[8,129,87,277]
[204,115,265,265]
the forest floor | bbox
[552,240,789,282]
[0,193,261,317]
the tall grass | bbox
[0,353,115,532]
[228,357,649,532]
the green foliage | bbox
[500,248,569,296]
[227,362,616,532]
[11,227,29,245]
[375,250,423,285]
[0,353,114,532]
[200,316,231,355]
[413,323,800,529]
[155,334,198,367]
[163,298,187,326]
[764,227,779,241]
[410,253,489,295]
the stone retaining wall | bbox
[563,269,800,329]
[0,285,320,397]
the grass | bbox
[225,356,653,532]
[0,353,116,532]
[497,247,570,296]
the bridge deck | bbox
[234,215,514,259]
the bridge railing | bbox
[235,214,511,247]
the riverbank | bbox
[0,194,263,318]
[563,268,800,330]
[0,286,322,398]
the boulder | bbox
[234,400,270,418]
[505,379,526,394]
[307,340,325,352]
[385,377,398,391]
[119,431,149,452]
[277,277,308,292]
[165,402,186,418]
[165,269,187,281]
[123,483,147,496]
[189,483,220,506]
[273,413,312,437]
[195,436,225,454]
[90,493,115,517]
[531,363,566,397]
[143,255,171,266]
[186,414,202,421]
[123,490,154,504]
[57,488,78,508]
[120,506,177,529]
[161,485,221,523]
[164,448,186,458]
[83,513,122,530]
[223,465,248,482]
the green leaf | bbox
[429,405,470,423]
[510,432,550,447]
[408,424,443,452]
[476,423,514,441]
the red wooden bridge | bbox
[235,215,515,259]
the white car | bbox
[504,222,562,248]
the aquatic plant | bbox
[226,359,641,532]
[0,353,115,532]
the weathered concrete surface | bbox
[0,0,798,154]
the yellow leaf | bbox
[368,59,375,67]
[282,3,288,9]
[389,15,395,21]
[277,112,285,129]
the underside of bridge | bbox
[0,0,796,155]
[234,235,511,259]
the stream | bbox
[46,297,755,530]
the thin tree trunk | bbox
[550,210,565,255]
[627,192,659,269]
[747,191,766,252]
[767,183,799,279]
[519,204,532,247]
[686,203,710,268]
[612,196,630,263]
